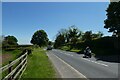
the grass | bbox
[60,46,82,53]
[21,48,56,78]
[70,49,81,53]
[1,49,23,79]
[60,46,70,51]
[2,49,22,66]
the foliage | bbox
[54,25,82,49]
[30,30,49,47]
[82,31,92,41]
[2,35,18,47]
[60,46,70,51]
[75,36,117,55]
[54,34,65,48]
[54,25,104,50]
[48,41,53,46]
[92,31,103,39]
[104,1,120,34]
[67,26,82,49]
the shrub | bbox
[75,36,117,55]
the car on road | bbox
[47,45,52,50]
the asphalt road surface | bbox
[47,49,119,80]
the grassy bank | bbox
[60,46,81,53]
[2,49,22,66]
[1,49,23,79]
[21,48,56,78]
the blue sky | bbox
[2,2,111,44]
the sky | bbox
[2,2,112,44]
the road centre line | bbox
[58,51,108,67]
[52,53,88,79]
[82,58,108,67]
[58,50,108,67]
[59,52,74,57]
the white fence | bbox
[0,52,28,80]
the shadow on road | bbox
[95,55,120,63]
[76,50,84,54]
[66,50,120,63]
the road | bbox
[46,49,119,79]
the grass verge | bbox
[70,49,81,53]
[2,49,22,66]
[1,49,23,79]
[21,48,56,78]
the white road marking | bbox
[60,52,74,57]
[52,53,87,79]
[59,51,108,67]
[82,58,108,67]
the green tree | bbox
[54,34,65,48]
[2,35,18,46]
[48,41,54,46]
[104,1,120,35]
[54,28,69,48]
[82,31,92,41]
[67,26,82,49]
[92,31,103,39]
[57,29,69,43]
[31,30,49,47]
[54,26,82,49]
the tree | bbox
[57,29,69,43]
[30,30,49,47]
[92,31,103,39]
[82,31,92,41]
[67,26,82,49]
[54,28,69,48]
[104,1,120,35]
[54,34,66,48]
[48,41,52,45]
[2,35,18,46]
[48,41,54,46]
[54,25,82,49]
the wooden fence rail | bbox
[0,51,28,80]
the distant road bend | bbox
[46,49,118,80]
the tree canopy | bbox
[30,30,49,47]
[82,31,92,41]
[67,26,82,49]
[54,26,104,49]
[92,31,103,39]
[54,26,82,49]
[104,1,120,34]
[2,35,18,46]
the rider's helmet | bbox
[86,46,90,50]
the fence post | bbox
[8,61,12,80]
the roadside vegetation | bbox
[1,35,32,66]
[2,49,22,66]
[54,26,119,56]
[53,26,119,56]
[1,1,120,79]
[1,29,56,79]
[21,48,56,78]
[53,2,120,56]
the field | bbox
[1,49,22,66]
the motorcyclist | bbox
[84,46,92,58]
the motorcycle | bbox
[83,50,92,58]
